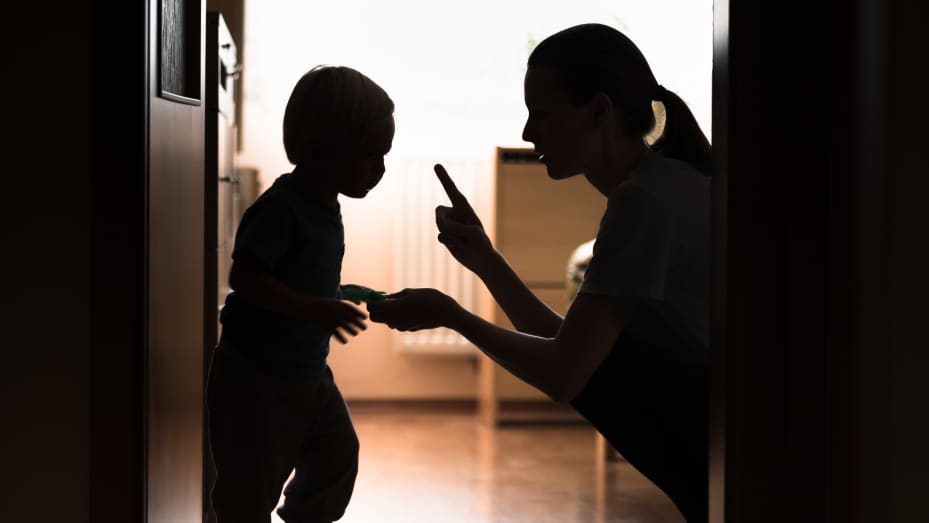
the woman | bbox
[368,23,711,522]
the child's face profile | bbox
[339,115,395,199]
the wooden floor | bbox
[271,408,684,523]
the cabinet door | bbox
[495,159,606,283]
[491,286,575,399]
[480,149,605,423]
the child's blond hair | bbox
[283,65,394,165]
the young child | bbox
[207,65,394,523]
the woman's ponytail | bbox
[529,24,713,177]
[651,87,713,176]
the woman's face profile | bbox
[522,65,593,180]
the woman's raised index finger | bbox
[434,164,474,210]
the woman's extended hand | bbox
[367,288,460,332]
[434,164,495,273]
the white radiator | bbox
[391,158,487,355]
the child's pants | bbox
[207,339,359,523]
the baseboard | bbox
[345,398,589,426]
[346,398,477,415]
[496,400,588,426]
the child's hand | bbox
[310,299,368,344]
[434,164,494,272]
[367,288,459,332]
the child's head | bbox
[283,65,395,197]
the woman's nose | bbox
[521,120,531,142]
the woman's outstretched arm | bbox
[368,288,629,402]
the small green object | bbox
[367,291,387,301]
[342,285,387,303]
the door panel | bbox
[148,0,205,521]
[496,161,605,283]
[492,287,573,399]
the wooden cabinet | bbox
[477,148,606,425]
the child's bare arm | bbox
[229,254,367,343]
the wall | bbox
[853,0,929,518]
[709,0,929,520]
[200,0,479,400]
[236,0,713,400]
[206,0,246,151]
[324,167,487,400]
[2,3,91,521]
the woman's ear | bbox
[590,92,615,131]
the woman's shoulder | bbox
[621,150,708,199]
[640,148,705,180]
[604,151,709,229]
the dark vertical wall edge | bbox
[708,0,729,520]
[3,2,93,521]
[89,1,149,522]
[712,0,844,520]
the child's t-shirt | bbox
[220,173,344,378]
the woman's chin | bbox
[545,165,577,180]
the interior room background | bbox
[237,0,713,400]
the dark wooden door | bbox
[147,0,206,521]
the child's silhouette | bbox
[207,65,394,523]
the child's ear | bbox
[300,146,334,167]
[301,146,320,162]
[590,92,614,130]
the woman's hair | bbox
[283,65,394,165]
[528,23,712,176]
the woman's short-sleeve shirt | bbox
[579,148,710,347]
